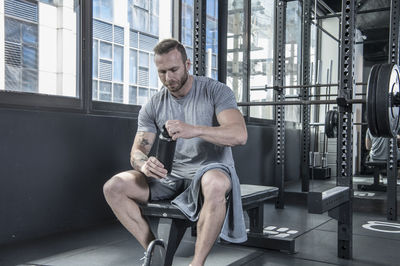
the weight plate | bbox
[389,65,400,136]
[332,110,338,138]
[376,64,400,137]
[366,64,381,137]
[325,111,331,137]
[390,65,400,136]
[325,110,338,138]
[376,64,391,137]
[325,110,332,137]
[388,64,400,137]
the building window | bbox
[93,0,113,22]
[2,0,78,97]
[5,17,38,92]
[4,0,38,92]
[92,0,172,106]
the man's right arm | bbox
[130,131,167,179]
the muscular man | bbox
[103,39,247,266]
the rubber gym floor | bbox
[1,176,399,266]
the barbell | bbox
[254,82,367,91]
[237,63,400,138]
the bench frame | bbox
[359,161,387,192]
[361,160,398,220]
[140,184,295,266]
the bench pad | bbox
[140,184,278,220]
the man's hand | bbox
[140,156,168,179]
[165,120,199,141]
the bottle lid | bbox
[161,125,172,138]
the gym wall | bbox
[0,109,301,245]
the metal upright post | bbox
[218,0,228,84]
[172,0,182,40]
[336,0,355,259]
[193,0,207,76]
[387,0,399,221]
[301,0,312,192]
[80,0,93,112]
[243,0,251,117]
[274,0,287,209]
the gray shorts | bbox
[147,176,191,201]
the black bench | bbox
[360,159,399,220]
[359,160,388,191]
[140,184,293,266]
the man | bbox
[103,39,248,266]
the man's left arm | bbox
[165,108,247,147]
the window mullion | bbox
[81,0,93,113]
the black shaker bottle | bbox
[156,125,176,174]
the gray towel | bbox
[171,163,247,243]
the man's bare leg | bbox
[103,170,155,249]
[190,170,232,266]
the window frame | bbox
[0,0,177,117]
[86,0,145,116]
[0,0,82,111]
[0,0,292,123]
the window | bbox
[226,0,303,122]
[227,0,245,103]
[5,16,38,92]
[309,23,318,124]
[181,0,194,73]
[181,0,218,78]
[92,0,172,106]
[93,0,113,22]
[249,0,275,120]
[128,0,159,36]
[2,0,77,97]
[285,1,302,123]
[206,0,218,79]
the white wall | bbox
[159,0,172,41]
[38,1,77,97]
[157,0,172,89]
[38,3,58,95]
[318,18,340,175]
[319,17,364,175]
[353,29,364,173]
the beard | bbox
[165,71,189,92]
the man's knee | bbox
[103,175,126,200]
[103,171,143,200]
[201,170,231,203]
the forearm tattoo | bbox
[131,132,153,170]
[131,150,148,171]
[137,132,152,154]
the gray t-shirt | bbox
[138,76,238,179]
[367,128,388,161]
[366,129,400,161]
